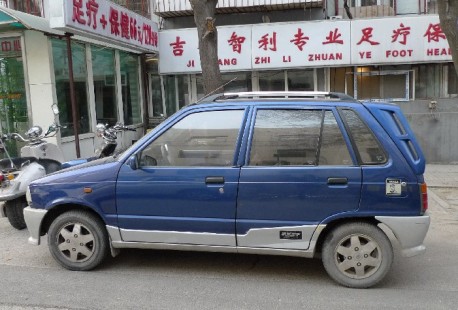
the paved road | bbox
[0,188,457,310]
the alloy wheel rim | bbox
[334,233,382,279]
[56,222,95,263]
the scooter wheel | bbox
[4,197,27,230]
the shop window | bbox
[330,67,354,97]
[147,59,164,118]
[287,70,314,91]
[162,75,189,116]
[52,39,90,138]
[119,52,141,125]
[11,0,42,16]
[111,0,150,18]
[222,72,252,93]
[414,63,457,98]
[350,0,393,6]
[259,71,285,91]
[354,67,410,101]
[0,37,28,156]
[447,64,458,96]
[91,46,118,126]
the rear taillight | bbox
[420,182,428,214]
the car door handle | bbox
[206,176,225,184]
[327,177,348,185]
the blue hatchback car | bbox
[24,92,430,288]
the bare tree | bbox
[189,0,223,94]
[437,0,458,74]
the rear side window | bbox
[340,109,387,165]
[249,109,352,166]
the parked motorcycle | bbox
[0,105,63,230]
[61,122,136,169]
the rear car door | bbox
[116,108,246,246]
[236,107,362,250]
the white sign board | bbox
[159,26,252,74]
[49,0,159,53]
[251,21,350,69]
[159,15,451,74]
[351,15,451,64]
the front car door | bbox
[237,107,362,250]
[116,108,247,246]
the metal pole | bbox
[65,33,81,158]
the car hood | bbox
[32,156,122,185]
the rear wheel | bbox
[48,210,109,271]
[4,197,27,230]
[322,222,393,288]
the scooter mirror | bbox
[51,104,59,115]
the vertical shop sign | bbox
[49,0,158,52]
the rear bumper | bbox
[24,207,47,246]
[376,214,430,257]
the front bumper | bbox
[376,214,430,257]
[24,207,48,245]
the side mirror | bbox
[127,155,138,170]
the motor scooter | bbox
[61,122,136,169]
[0,105,63,230]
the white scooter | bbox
[0,105,63,230]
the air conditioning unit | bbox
[330,15,343,20]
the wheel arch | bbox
[40,203,107,237]
[313,217,381,258]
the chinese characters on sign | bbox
[50,0,158,52]
[159,16,451,74]
[352,17,450,64]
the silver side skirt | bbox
[107,225,326,259]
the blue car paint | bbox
[28,99,426,238]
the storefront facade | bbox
[157,11,457,163]
[0,0,159,160]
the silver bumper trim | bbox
[376,214,430,257]
[24,207,48,246]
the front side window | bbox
[249,109,352,166]
[140,110,244,167]
[52,39,90,137]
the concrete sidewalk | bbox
[424,164,458,188]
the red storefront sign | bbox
[50,0,158,53]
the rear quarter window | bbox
[340,109,387,165]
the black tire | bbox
[47,210,109,271]
[4,197,27,230]
[322,222,393,288]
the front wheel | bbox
[48,210,109,271]
[322,222,393,288]
[4,197,27,230]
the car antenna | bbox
[195,77,237,104]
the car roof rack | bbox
[198,91,357,103]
